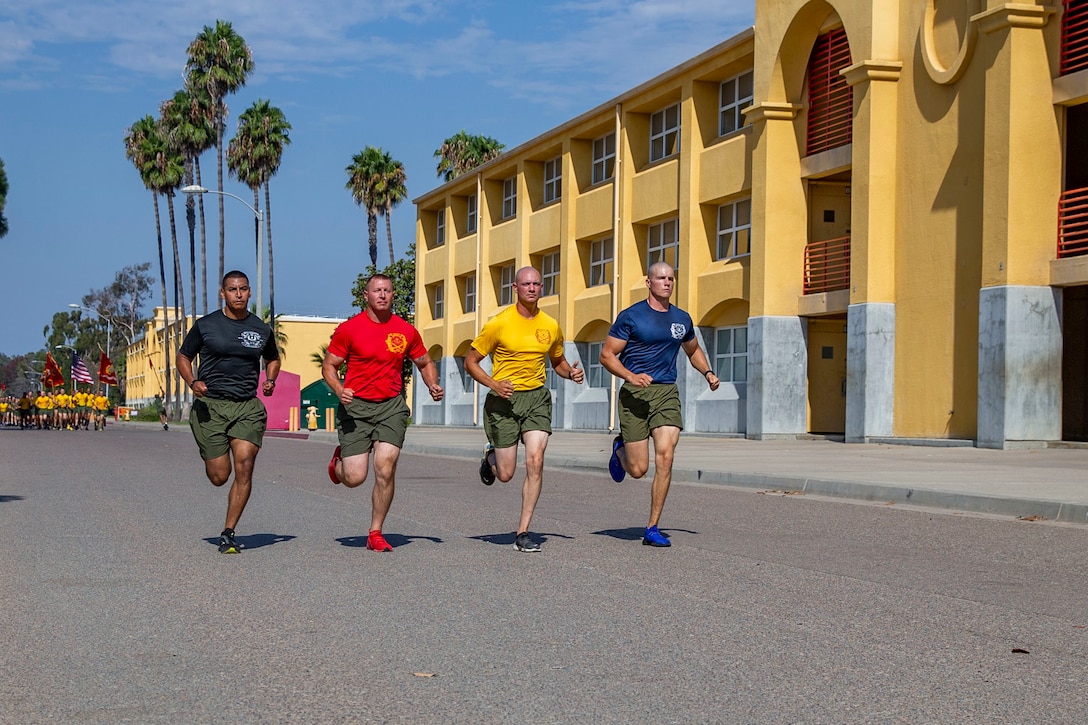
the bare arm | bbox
[176,352,207,398]
[413,354,444,401]
[322,351,353,405]
[465,348,513,399]
[681,337,720,391]
[599,335,653,388]
[548,353,584,384]
[261,358,281,397]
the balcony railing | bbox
[1062,0,1088,75]
[1058,186,1088,258]
[804,235,851,294]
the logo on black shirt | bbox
[239,331,265,349]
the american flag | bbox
[71,351,94,384]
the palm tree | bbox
[434,131,504,182]
[233,100,291,324]
[374,154,407,265]
[346,146,388,267]
[185,20,254,292]
[0,157,8,238]
[125,115,183,417]
[159,87,215,316]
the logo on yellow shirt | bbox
[535,329,551,345]
[386,332,408,355]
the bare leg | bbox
[369,441,402,532]
[517,430,550,534]
[647,426,680,528]
[223,438,260,531]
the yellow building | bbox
[414,0,1088,448]
[125,308,344,408]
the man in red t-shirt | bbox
[322,273,444,552]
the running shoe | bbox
[479,444,496,485]
[513,531,540,553]
[366,530,393,552]
[608,435,626,482]
[642,525,671,547]
[218,528,241,554]
[328,445,342,484]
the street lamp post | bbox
[181,184,264,319]
[69,304,113,397]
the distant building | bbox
[413,1,1087,448]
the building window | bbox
[499,264,515,306]
[502,177,517,220]
[716,198,752,260]
[431,282,444,320]
[719,71,754,137]
[540,251,560,296]
[589,238,613,287]
[455,357,474,393]
[463,274,476,314]
[587,341,607,388]
[436,209,445,247]
[543,156,562,204]
[650,103,680,163]
[647,218,679,269]
[544,365,560,390]
[592,133,616,185]
[467,194,477,233]
[713,326,748,382]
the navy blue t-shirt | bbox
[607,300,694,384]
[178,310,279,401]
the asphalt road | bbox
[2,426,1086,724]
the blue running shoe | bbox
[608,435,626,482]
[642,525,671,547]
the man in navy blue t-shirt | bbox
[600,262,720,547]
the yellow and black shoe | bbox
[217,528,241,554]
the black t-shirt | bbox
[179,310,279,401]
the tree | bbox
[160,87,215,315]
[347,146,407,268]
[0,156,8,238]
[350,244,417,392]
[375,154,407,266]
[77,262,155,396]
[434,131,504,182]
[124,115,185,417]
[228,99,291,325]
[185,20,254,291]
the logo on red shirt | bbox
[386,333,408,354]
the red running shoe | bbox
[366,529,393,552]
[328,446,341,484]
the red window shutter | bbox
[806,27,853,156]
[1062,0,1088,75]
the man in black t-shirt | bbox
[177,270,281,554]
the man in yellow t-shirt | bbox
[35,392,52,429]
[465,265,584,554]
[18,392,32,429]
[93,394,109,430]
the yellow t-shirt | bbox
[94,395,109,411]
[55,394,70,409]
[471,305,564,391]
[75,391,88,407]
[36,395,52,410]
[0,402,8,413]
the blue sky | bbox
[0,1,753,356]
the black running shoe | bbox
[514,531,540,553]
[479,444,496,485]
[218,528,241,554]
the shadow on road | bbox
[469,531,574,546]
[0,494,26,503]
[591,526,696,540]
[336,533,444,549]
[202,533,297,550]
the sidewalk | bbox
[283,425,1088,526]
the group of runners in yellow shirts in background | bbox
[0,389,112,431]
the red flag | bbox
[42,352,65,388]
[99,353,118,385]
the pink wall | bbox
[259,370,301,430]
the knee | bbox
[206,469,230,486]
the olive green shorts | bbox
[337,396,410,457]
[189,396,267,460]
[483,386,553,449]
[617,383,684,442]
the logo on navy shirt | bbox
[670,323,686,340]
[239,330,265,349]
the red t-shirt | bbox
[328,312,426,401]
